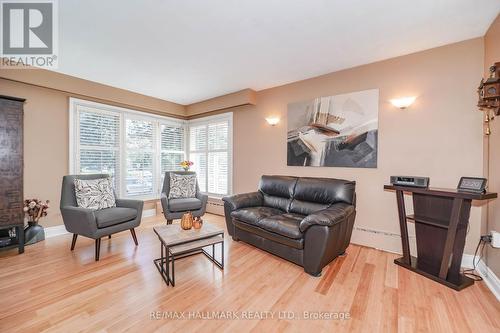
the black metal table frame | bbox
[153,233,224,286]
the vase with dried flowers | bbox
[180,160,194,171]
[23,199,50,245]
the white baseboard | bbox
[461,254,500,301]
[45,225,69,238]
[45,208,157,239]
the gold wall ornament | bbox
[484,110,490,123]
[484,109,492,136]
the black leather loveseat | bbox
[222,175,356,276]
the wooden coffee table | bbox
[153,223,224,286]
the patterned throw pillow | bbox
[168,173,197,199]
[74,178,116,210]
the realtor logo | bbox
[1,0,58,68]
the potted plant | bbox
[23,199,50,245]
[180,160,194,171]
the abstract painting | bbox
[287,89,378,168]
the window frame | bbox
[69,98,188,200]
[187,113,233,198]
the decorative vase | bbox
[181,212,194,230]
[183,167,190,171]
[24,221,45,245]
[193,217,203,229]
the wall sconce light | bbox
[266,117,280,126]
[390,96,416,109]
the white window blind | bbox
[161,124,185,174]
[71,99,187,200]
[77,108,120,191]
[125,119,155,196]
[70,98,229,200]
[189,114,232,196]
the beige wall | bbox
[0,36,490,258]
[0,76,176,227]
[232,38,486,254]
[1,79,70,227]
[484,14,500,276]
[1,68,186,117]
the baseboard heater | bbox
[354,226,415,239]
[207,198,225,216]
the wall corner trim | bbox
[186,89,256,116]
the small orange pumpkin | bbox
[181,212,194,230]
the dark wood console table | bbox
[384,185,496,290]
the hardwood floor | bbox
[0,214,499,332]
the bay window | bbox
[125,118,155,196]
[188,114,232,196]
[76,107,120,190]
[70,98,231,200]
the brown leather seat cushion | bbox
[231,206,284,225]
[258,213,304,239]
[233,219,304,249]
[232,206,305,240]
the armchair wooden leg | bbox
[130,228,138,246]
[71,234,78,250]
[167,219,173,225]
[95,238,101,261]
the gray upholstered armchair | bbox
[60,174,144,261]
[160,171,208,224]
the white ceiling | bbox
[56,0,500,105]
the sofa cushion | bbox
[258,175,298,211]
[292,177,356,206]
[258,213,305,239]
[289,200,330,216]
[231,206,284,225]
[169,198,202,212]
[233,220,304,249]
[95,207,137,228]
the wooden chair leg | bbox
[71,234,78,250]
[95,238,101,261]
[130,229,138,246]
[108,235,111,239]
[167,219,173,225]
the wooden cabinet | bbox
[0,95,25,254]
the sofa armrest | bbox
[196,192,208,204]
[60,206,98,237]
[116,198,144,211]
[299,203,355,233]
[197,192,209,213]
[116,198,144,221]
[222,192,263,210]
[160,192,169,213]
